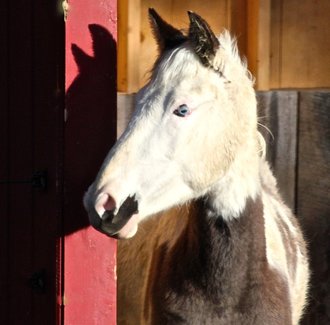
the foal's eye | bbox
[173,104,190,117]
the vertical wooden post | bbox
[229,0,271,90]
[64,1,117,324]
[117,0,141,92]
[228,0,247,57]
[245,0,271,90]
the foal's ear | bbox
[148,8,187,52]
[188,11,220,67]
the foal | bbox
[84,9,309,324]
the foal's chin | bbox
[111,214,139,239]
[95,212,140,240]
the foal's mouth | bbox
[99,195,139,238]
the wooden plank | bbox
[297,91,330,325]
[269,0,282,89]
[64,1,117,324]
[0,0,9,324]
[246,0,259,83]
[117,0,129,92]
[257,91,298,210]
[6,0,34,323]
[228,0,247,57]
[117,0,141,92]
[255,0,271,90]
[271,0,330,88]
[281,0,330,88]
[229,0,271,90]
[0,1,64,324]
[31,1,64,324]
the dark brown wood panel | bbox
[0,0,64,324]
[258,90,330,323]
[298,91,330,324]
[31,1,64,324]
[6,0,34,323]
[257,91,298,210]
[0,0,9,324]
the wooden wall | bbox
[259,91,330,324]
[118,0,233,92]
[118,0,330,91]
[270,0,330,89]
[297,92,330,324]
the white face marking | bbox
[84,33,259,237]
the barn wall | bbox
[118,0,330,91]
[118,0,232,92]
[270,0,330,89]
[296,92,330,324]
[258,91,330,324]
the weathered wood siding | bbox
[257,91,298,209]
[118,1,330,91]
[258,90,330,324]
[297,92,330,324]
[270,1,330,89]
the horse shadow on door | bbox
[64,24,117,235]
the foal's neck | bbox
[200,195,266,266]
[206,148,261,221]
[165,196,266,303]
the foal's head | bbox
[84,9,259,238]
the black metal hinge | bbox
[29,269,47,293]
[0,170,47,190]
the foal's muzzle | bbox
[93,195,139,238]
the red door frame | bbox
[63,1,117,324]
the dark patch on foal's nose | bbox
[101,208,116,222]
[100,195,139,236]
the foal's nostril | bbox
[95,193,116,219]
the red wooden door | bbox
[64,1,117,324]
[1,0,117,324]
